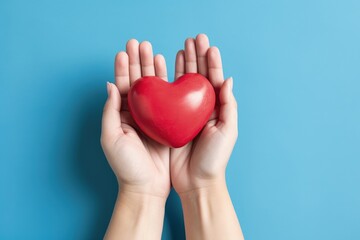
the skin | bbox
[171,35,244,240]
[101,34,244,240]
[101,40,170,240]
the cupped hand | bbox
[101,39,170,198]
[170,34,238,193]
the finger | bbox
[102,82,123,142]
[114,51,130,95]
[175,50,185,80]
[139,41,155,77]
[207,46,224,89]
[184,38,197,73]
[126,39,141,84]
[195,34,210,77]
[154,54,168,81]
[216,77,237,132]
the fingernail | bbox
[228,77,233,91]
[106,82,111,96]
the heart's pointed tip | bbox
[170,143,187,148]
[168,138,195,148]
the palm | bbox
[101,40,170,198]
[170,34,237,193]
[110,127,168,190]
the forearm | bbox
[104,189,166,240]
[179,179,244,240]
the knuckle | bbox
[231,97,238,109]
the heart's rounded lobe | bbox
[127,73,216,148]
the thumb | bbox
[101,82,123,143]
[217,77,238,132]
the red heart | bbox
[128,73,216,148]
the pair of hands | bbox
[101,34,238,200]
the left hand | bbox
[170,34,238,194]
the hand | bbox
[101,36,243,240]
[170,34,238,194]
[101,39,170,199]
[170,34,243,240]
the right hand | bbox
[101,39,171,199]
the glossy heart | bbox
[128,73,216,148]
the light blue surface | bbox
[1,0,360,239]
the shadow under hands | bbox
[73,83,118,239]
[163,189,186,240]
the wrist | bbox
[178,178,244,240]
[104,189,166,240]
[176,175,227,198]
[117,187,167,210]
[178,178,228,203]
[117,179,170,199]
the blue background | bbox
[1,0,359,239]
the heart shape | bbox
[128,73,216,148]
